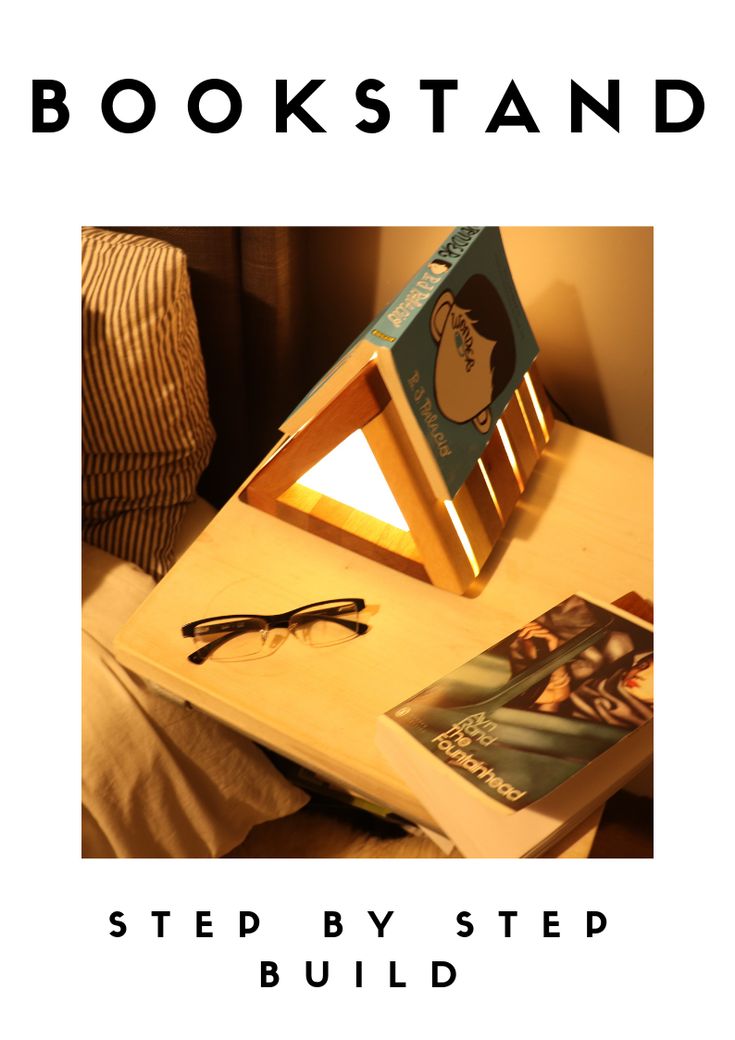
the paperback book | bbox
[376,593,654,857]
[281,226,539,499]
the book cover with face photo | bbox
[377,593,653,856]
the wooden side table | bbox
[114,421,652,856]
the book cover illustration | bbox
[283,226,540,497]
[385,594,653,811]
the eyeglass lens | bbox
[289,601,362,647]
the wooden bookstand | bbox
[240,360,554,595]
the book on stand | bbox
[376,592,653,857]
[281,226,540,500]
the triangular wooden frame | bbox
[241,360,554,595]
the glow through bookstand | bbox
[240,361,554,595]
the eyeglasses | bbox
[181,598,368,664]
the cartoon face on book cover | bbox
[387,594,653,810]
[380,226,540,495]
[285,227,539,498]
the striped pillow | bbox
[82,228,215,579]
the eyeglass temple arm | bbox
[187,629,251,665]
[299,613,369,636]
[287,598,366,614]
[182,615,259,638]
[182,601,365,638]
[183,602,367,638]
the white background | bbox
[3,1,732,1036]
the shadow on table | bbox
[466,427,577,597]
[589,791,653,858]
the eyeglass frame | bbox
[181,597,368,665]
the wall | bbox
[303,227,653,456]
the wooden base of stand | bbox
[241,361,554,595]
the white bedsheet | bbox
[82,532,308,857]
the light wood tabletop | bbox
[114,421,652,854]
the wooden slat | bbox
[464,463,504,542]
[451,465,503,575]
[500,392,540,485]
[516,379,545,452]
[481,427,521,524]
[528,361,555,438]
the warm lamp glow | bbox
[298,429,410,531]
[515,388,537,451]
[524,371,550,442]
[478,458,504,523]
[444,500,480,577]
[497,418,524,491]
